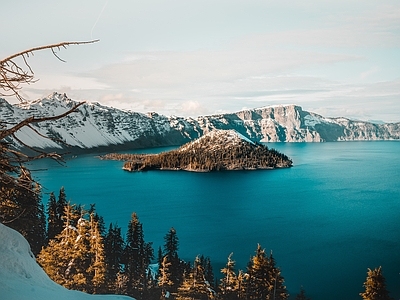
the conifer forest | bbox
[1,180,394,300]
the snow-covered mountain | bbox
[0,223,133,300]
[1,92,399,152]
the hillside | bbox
[1,92,399,153]
[0,223,133,300]
[101,129,293,171]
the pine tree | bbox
[246,244,270,300]
[245,245,288,300]
[104,222,125,292]
[236,270,247,300]
[200,256,215,289]
[88,213,106,293]
[46,192,58,241]
[55,186,67,235]
[360,266,393,300]
[159,255,174,299]
[3,168,47,255]
[157,246,163,273]
[124,212,154,299]
[268,252,288,300]
[220,253,239,300]
[115,271,129,295]
[177,256,214,300]
[38,203,80,288]
[38,203,106,293]
[295,286,311,300]
[162,227,182,290]
[89,203,106,236]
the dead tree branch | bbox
[0,40,97,208]
[0,40,99,101]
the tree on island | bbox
[360,266,393,300]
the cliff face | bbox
[198,105,323,142]
[1,93,399,152]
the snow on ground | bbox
[0,223,134,300]
[304,114,322,127]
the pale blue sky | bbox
[2,0,399,122]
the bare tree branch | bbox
[0,40,99,65]
[1,40,98,221]
[0,40,99,101]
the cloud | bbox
[4,1,399,122]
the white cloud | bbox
[2,1,399,122]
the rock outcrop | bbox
[1,93,399,153]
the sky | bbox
[1,0,400,122]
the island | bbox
[100,129,293,172]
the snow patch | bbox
[0,223,134,300]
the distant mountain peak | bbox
[1,93,399,153]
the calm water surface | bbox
[30,142,400,300]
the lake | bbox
[29,141,400,299]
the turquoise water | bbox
[29,142,400,299]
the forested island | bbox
[100,129,293,172]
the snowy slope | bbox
[1,92,399,152]
[178,129,255,153]
[0,223,134,300]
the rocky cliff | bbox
[1,92,399,152]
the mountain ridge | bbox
[1,92,399,152]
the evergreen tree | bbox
[157,246,163,278]
[89,203,106,236]
[46,192,58,241]
[115,271,129,295]
[38,203,80,289]
[124,212,154,299]
[220,253,239,300]
[236,270,247,300]
[35,199,47,255]
[246,244,270,300]
[104,222,125,292]
[159,255,174,299]
[88,213,107,293]
[55,186,67,235]
[268,252,288,300]
[245,245,288,300]
[38,203,106,293]
[360,267,393,300]
[3,168,47,255]
[295,286,311,300]
[162,227,182,290]
[177,256,214,300]
[200,256,215,289]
